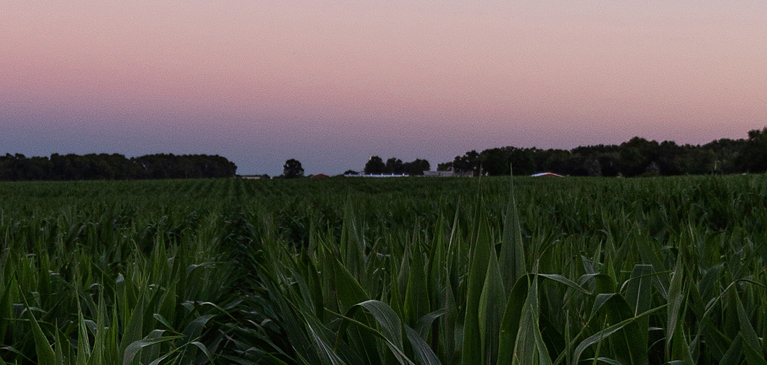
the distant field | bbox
[1,175,766,364]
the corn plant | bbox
[1,175,767,364]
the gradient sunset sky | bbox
[2,1,766,175]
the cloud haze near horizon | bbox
[2,1,766,175]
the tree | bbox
[453,150,481,176]
[508,148,536,175]
[737,128,767,173]
[583,159,602,177]
[385,158,404,174]
[365,156,386,174]
[403,159,430,175]
[618,137,659,177]
[283,159,304,179]
[479,148,509,176]
[641,161,661,177]
[703,138,745,174]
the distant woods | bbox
[437,128,767,177]
[2,128,765,181]
[0,153,237,181]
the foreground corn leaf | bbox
[461,211,493,364]
[23,294,55,365]
[499,175,527,295]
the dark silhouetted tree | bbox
[479,148,509,176]
[737,128,767,173]
[385,158,404,174]
[437,162,453,171]
[365,156,386,174]
[453,150,481,176]
[283,159,304,178]
[403,159,430,175]
[583,159,602,177]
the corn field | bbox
[1,176,767,364]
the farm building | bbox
[423,171,456,177]
[240,174,266,180]
[531,172,564,177]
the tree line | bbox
[280,157,432,178]
[437,128,767,177]
[0,153,237,181]
[4,128,765,181]
[363,156,431,175]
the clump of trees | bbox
[439,128,766,177]
[0,153,237,181]
[737,127,767,173]
[364,156,431,175]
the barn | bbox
[531,172,564,177]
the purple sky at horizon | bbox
[2,1,766,175]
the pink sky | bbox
[1,1,766,175]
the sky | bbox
[1,1,766,175]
